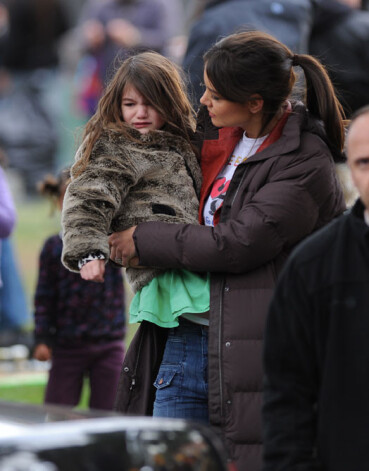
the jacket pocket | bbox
[151,203,176,216]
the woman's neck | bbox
[244,105,286,139]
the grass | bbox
[0,383,47,404]
[14,197,61,313]
[0,374,89,409]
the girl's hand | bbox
[80,259,105,282]
[109,226,138,268]
[33,344,52,362]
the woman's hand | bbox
[109,226,138,267]
[80,259,105,282]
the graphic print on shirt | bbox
[203,133,268,227]
[208,177,230,218]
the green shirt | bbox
[129,269,210,328]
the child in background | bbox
[33,168,125,410]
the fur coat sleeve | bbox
[61,134,139,272]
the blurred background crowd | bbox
[0,0,369,406]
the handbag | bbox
[114,320,168,416]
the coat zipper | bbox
[230,162,248,207]
[217,164,248,419]
[218,279,225,418]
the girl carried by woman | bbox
[61,51,210,368]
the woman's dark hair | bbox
[74,51,196,177]
[203,30,345,153]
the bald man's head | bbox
[346,106,369,209]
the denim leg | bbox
[153,319,209,423]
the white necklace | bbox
[242,132,268,161]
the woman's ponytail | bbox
[293,53,346,156]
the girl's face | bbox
[200,70,253,131]
[121,85,165,134]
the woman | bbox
[111,31,346,471]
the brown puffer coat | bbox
[127,102,346,470]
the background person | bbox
[0,155,16,242]
[309,0,369,117]
[74,0,167,117]
[110,31,346,471]
[182,0,313,106]
[262,105,369,471]
[0,0,69,195]
[0,152,30,348]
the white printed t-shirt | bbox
[203,132,268,227]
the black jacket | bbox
[0,0,68,70]
[263,199,369,471]
[310,1,369,117]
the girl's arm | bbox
[62,140,138,273]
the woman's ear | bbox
[247,94,264,114]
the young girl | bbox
[33,168,125,410]
[61,52,209,341]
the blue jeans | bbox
[153,318,209,423]
[0,238,30,330]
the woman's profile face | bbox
[121,84,165,134]
[200,70,253,131]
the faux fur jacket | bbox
[61,126,202,293]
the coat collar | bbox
[349,199,369,243]
[107,126,192,153]
[351,198,366,220]
[198,103,292,222]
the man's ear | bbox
[247,94,264,114]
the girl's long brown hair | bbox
[204,31,346,157]
[73,52,196,177]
